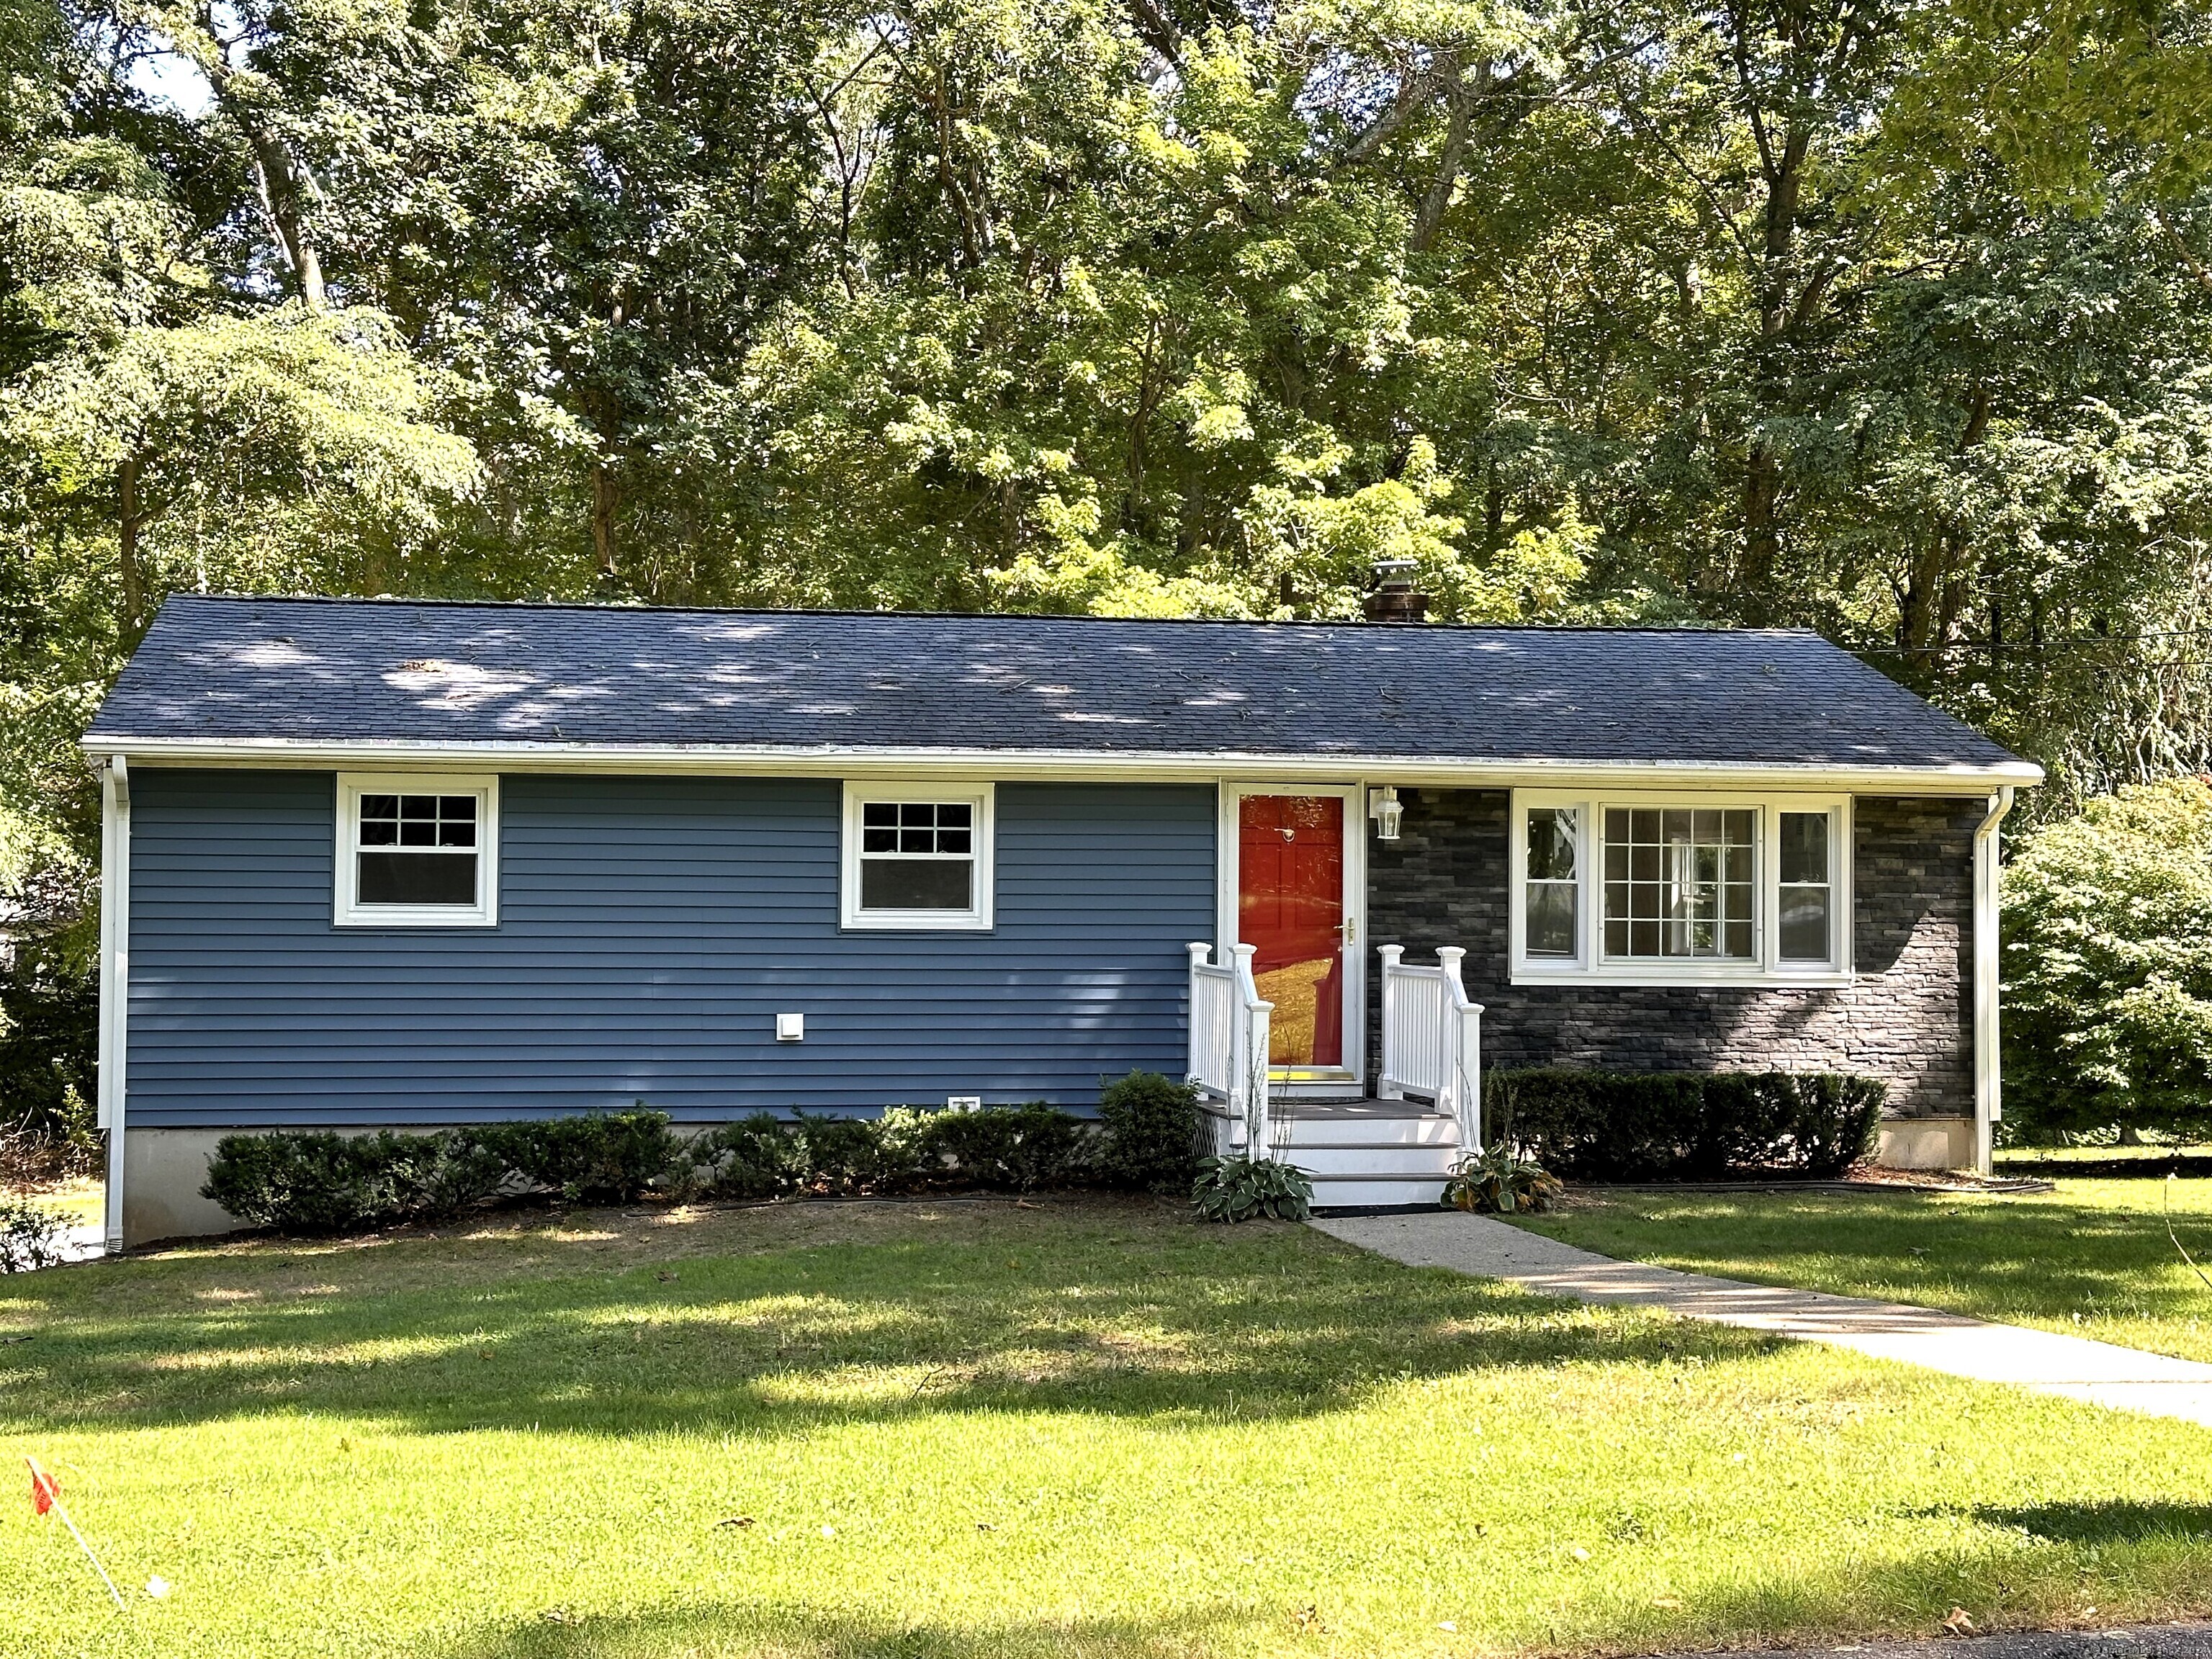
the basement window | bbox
[842,783,995,930]
[1509,791,1850,984]
[334,773,500,927]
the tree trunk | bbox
[591,461,619,578]
[117,452,145,629]
[194,4,326,308]
[1736,101,1811,624]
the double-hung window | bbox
[1510,791,1849,982]
[335,773,500,926]
[841,782,994,930]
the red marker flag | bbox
[23,1457,125,1609]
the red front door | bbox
[1238,795,1346,1069]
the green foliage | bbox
[200,1129,507,1233]
[684,1113,804,1200]
[1192,1154,1313,1223]
[0,1195,63,1271]
[1094,1070,1204,1194]
[1495,1070,1887,1181]
[917,1102,1089,1192]
[468,1108,680,1204]
[2002,776,2212,1140]
[1441,1147,1563,1215]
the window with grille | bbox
[1510,793,1848,981]
[843,785,994,929]
[1602,806,1756,961]
[336,775,498,925]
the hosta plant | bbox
[1440,1147,1563,1215]
[1192,1154,1313,1223]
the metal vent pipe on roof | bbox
[1364,559,1429,623]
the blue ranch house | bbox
[85,595,2041,1246]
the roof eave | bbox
[78,733,2047,793]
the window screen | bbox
[1777,811,1835,962]
[356,793,480,907]
[1524,806,1579,958]
[858,801,975,911]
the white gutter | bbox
[1972,785,2016,1175]
[76,734,2047,796]
[96,755,131,1253]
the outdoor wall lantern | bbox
[1367,785,1403,840]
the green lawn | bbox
[1516,1177,2212,1364]
[8,1198,2212,1659]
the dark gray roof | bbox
[87,595,2031,773]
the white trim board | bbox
[81,734,2044,794]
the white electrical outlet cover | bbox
[775,1012,804,1041]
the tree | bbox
[2002,776,2212,1141]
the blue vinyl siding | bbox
[125,770,1215,1126]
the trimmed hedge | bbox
[1493,1069,1886,1181]
[203,1073,1204,1234]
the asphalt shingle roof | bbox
[87,595,2028,773]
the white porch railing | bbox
[1187,942,1276,1156]
[1376,945,1484,1154]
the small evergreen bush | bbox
[201,1128,504,1232]
[1095,1071,1203,1193]
[1496,1069,1885,1180]
[686,1114,803,1199]
[922,1102,1091,1191]
[468,1109,680,1203]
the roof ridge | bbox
[153,593,1826,639]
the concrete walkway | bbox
[1312,1212,2212,1428]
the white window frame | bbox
[334,772,500,927]
[1508,789,1852,986]
[841,781,995,932]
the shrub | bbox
[921,1102,1091,1191]
[201,1129,504,1233]
[789,1111,917,1195]
[0,1199,64,1272]
[1095,1071,1203,1193]
[687,1114,803,1200]
[1440,1147,1562,1214]
[469,1109,680,1203]
[2002,777,2212,1142]
[1192,1154,1312,1222]
[1495,1069,1884,1180]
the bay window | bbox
[1510,792,1850,981]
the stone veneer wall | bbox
[1364,791,1979,1118]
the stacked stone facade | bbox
[1364,791,1978,1118]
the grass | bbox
[5,1197,2212,1659]
[6,1176,104,1229]
[1515,1177,2212,1364]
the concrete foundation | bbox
[1875,1115,1974,1171]
[120,1128,248,1246]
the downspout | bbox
[1972,785,2015,1176]
[97,755,130,1252]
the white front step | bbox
[1275,1112,1460,1148]
[1309,1174,1451,1209]
[1283,1141,1460,1177]
[1206,1100,1467,1209]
